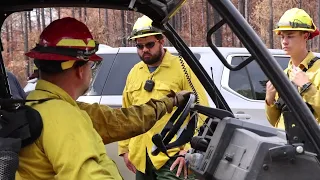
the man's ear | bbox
[159,38,165,46]
[75,65,85,80]
[304,32,310,40]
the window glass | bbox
[87,54,117,95]
[228,56,290,100]
[102,53,141,95]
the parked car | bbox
[25,46,294,125]
[78,46,292,126]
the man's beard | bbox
[140,47,163,65]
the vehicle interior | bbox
[1,0,320,180]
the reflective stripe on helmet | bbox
[61,60,76,70]
[56,39,96,48]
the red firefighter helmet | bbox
[26,17,102,64]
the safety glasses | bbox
[90,61,97,69]
[72,61,97,70]
[136,40,159,50]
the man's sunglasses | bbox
[136,40,158,50]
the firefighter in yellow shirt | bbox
[17,17,190,180]
[118,15,209,180]
[265,8,320,129]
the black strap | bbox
[302,56,319,72]
[275,56,319,111]
[0,98,54,148]
[0,98,53,105]
[32,43,98,60]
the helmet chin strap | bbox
[32,43,99,61]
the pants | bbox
[136,154,196,180]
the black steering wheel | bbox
[151,93,197,157]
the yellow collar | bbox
[288,52,316,70]
[34,79,77,107]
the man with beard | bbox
[17,17,190,180]
[118,15,209,180]
[265,8,320,129]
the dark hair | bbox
[34,59,87,75]
[155,34,164,40]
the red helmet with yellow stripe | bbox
[26,17,101,72]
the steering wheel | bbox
[151,93,197,157]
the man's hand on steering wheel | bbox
[168,90,193,107]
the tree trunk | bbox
[176,11,181,31]
[84,8,87,23]
[98,8,101,22]
[41,8,46,30]
[23,12,29,75]
[189,5,192,46]
[72,7,75,18]
[9,19,13,58]
[180,11,183,32]
[105,9,108,42]
[5,21,10,54]
[28,11,32,32]
[57,7,61,19]
[238,0,244,15]
[206,2,210,32]
[49,8,53,23]
[172,14,176,29]
[213,9,222,46]
[127,12,134,47]
[36,9,41,31]
[105,9,108,28]
[238,0,244,47]
[244,0,249,22]
[79,8,82,20]
[113,11,118,46]
[299,0,302,8]
[121,11,126,46]
[232,31,236,46]
[269,0,274,48]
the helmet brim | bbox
[273,27,319,39]
[129,32,162,41]
[273,27,315,34]
[25,51,102,61]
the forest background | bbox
[1,0,319,86]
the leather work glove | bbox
[167,90,193,107]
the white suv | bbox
[78,47,294,125]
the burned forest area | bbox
[1,0,320,85]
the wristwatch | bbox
[300,82,312,94]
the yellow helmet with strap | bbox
[128,15,162,40]
[274,8,319,39]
